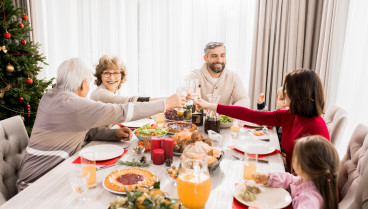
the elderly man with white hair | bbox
[17,58,185,191]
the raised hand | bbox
[165,93,186,109]
[194,99,217,112]
[257,93,265,104]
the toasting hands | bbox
[165,93,187,110]
[194,99,217,112]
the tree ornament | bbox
[26,103,30,108]
[0,85,11,98]
[21,40,26,45]
[0,46,7,54]
[19,23,24,28]
[3,32,11,39]
[6,64,15,72]
[20,115,25,121]
[26,78,33,85]
[19,96,24,102]
[22,14,28,21]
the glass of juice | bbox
[81,152,97,188]
[231,119,240,138]
[155,112,165,125]
[243,152,258,181]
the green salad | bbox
[220,115,234,123]
[134,123,168,136]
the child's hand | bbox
[194,99,217,112]
[249,202,262,209]
[257,93,265,104]
[253,172,269,185]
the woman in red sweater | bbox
[195,69,330,168]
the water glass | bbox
[81,152,97,188]
[69,171,89,203]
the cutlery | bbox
[232,155,269,164]
[256,138,270,142]
[97,164,116,170]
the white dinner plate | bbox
[80,144,125,161]
[120,118,155,128]
[234,183,292,208]
[234,141,276,155]
[102,179,126,195]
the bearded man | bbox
[188,42,250,107]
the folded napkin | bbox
[228,145,281,158]
[232,183,292,209]
[72,150,128,165]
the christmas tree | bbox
[0,0,53,134]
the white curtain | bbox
[30,0,256,98]
[335,0,368,157]
[31,0,139,96]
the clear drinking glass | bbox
[176,86,187,117]
[243,151,258,181]
[70,170,89,204]
[81,152,97,188]
[231,119,240,138]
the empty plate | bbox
[80,144,125,161]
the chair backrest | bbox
[0,116,29,205]
[338,123,368,209]
[323,104,348,146]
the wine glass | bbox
[176,86,187,117]
[186,79,201,113]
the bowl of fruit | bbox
[134,123,169,141]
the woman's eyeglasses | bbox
[102,72,121,78]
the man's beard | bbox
[208,62,225,73]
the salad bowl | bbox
[134,123,168,141]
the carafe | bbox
[204,94,221,134]
[177,144,211,209]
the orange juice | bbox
[243,163,257,180]
[156,113,165,124]
[231,126,240,132]
[82,165,96,186]
[177,172,211,209]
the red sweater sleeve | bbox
[217,104,285,127]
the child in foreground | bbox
[250,135,340,209]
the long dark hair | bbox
[283,69,325,117]
[292,136,340,209]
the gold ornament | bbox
[20,115,25,122]
[6,64,14,72]
[0,46,7,54]
[0,85,11,98]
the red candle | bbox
[162,137,174,161]
[151,136,162,150]
[152,149,165,165]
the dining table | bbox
[0,125,286,209]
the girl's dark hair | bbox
[283,69,325,117]
[292,136,340,209]
[94,55,127,89]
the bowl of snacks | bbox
[220,115,233,128]
[134,123,169,141]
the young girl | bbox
[250,135,340,209]
[195,69,330,167]
[257,87,288,111]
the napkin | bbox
[227,145,281,158]
[72,150,128,165]
[232,183,292,209]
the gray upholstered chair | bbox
[338,123,368,209]
[323,104,348,146]
[0,116,29,205]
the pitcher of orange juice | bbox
[177,144,211,209]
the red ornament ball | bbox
[26,104,30,108]
[22,14,28,21]
[21,40,27,45]
[19,23,24,28]
[26,78,33,85]
[3,32,11,39]
[19,97,24,102]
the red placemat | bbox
[232,183,292,209]
[228,145,281,158]
[72,150,128,165]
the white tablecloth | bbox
[0,127,285,209]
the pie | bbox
[164,121,197,133]
[104,168,157,192]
